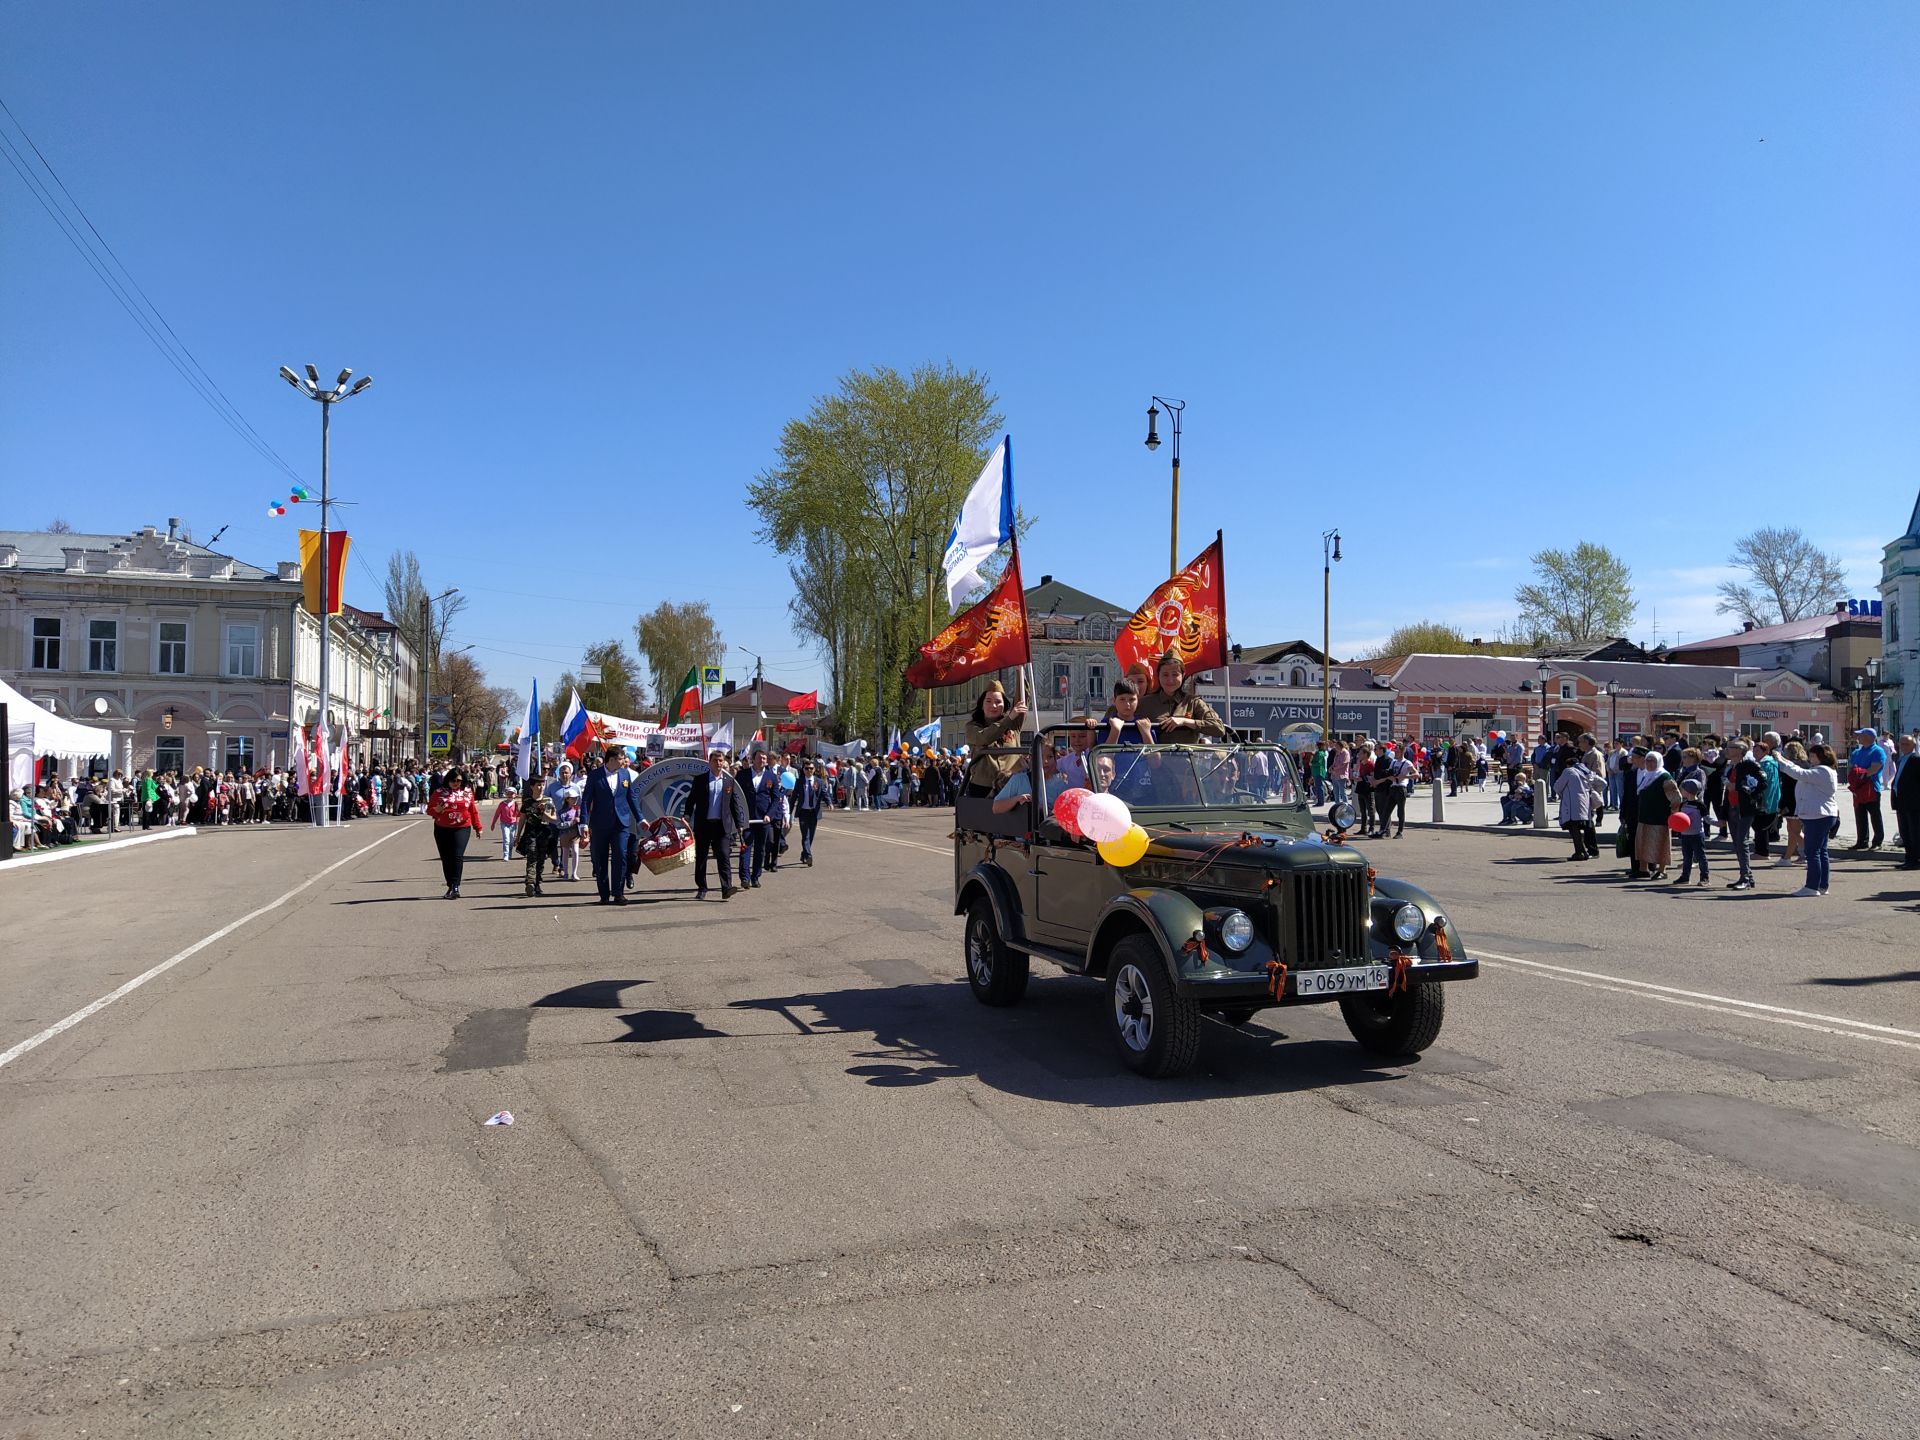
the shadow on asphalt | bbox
[1804,969,1920,988]
[725,977,1435,1103]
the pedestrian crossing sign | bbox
[701,665,723,686]
[428,729,452,754]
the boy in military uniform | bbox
[519,774,559,896]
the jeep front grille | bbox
[1288,870,1369,967]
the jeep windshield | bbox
[1084,742,1306,812]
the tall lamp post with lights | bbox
[1144,397,1185,577]
[1533,660,1553,830]
[280,364,372,826]
[1605,678,1620,741]
[1321,530,1341,745]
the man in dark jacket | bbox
[581,749,644,905]
[1892,733,1920,871]
[683,750,748,899]
[792,759,827,866]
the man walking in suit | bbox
[738,750,781,889]
[683,749,747,899]
[793,758,826,866]
[582,747,644,905]
[1893,733,1920,871]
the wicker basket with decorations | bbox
[639,816,694,875]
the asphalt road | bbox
[1,810,1916,1438]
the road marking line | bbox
[1475,949,1920,1052]
[1,827,198,870]
[0,823,419,1073]
[818,825,950,856]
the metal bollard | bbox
[1431,775,1445,825]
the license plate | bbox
[1294,965,1390,997]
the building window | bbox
[157,621,188,675]
[1559,681,1575,701]
[224,736,256,773]
[1290,667,1308,686]
[31,617,62,670]
[1086,662,1107,700]
[225,623,259,678]
[87,619,119,672]
[1051,660,1072,701]
[1422,716,1453,737]
[154,737,186,775]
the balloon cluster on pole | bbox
[267,484,312,517]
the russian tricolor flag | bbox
[560,688,593,760]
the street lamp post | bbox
[419,587,460,764]
[1605,678,1620,741]
[1533,660,1552,830]
[1144,397,1185,577]
[1321,530,1341,747]
[281,364,372,827]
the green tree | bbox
[541,640,650,736]
[748,362,1004,742]
[1514,543,1636,645]
[1716,526,1849,626]
[634,601,724,715]
[1375,621,1472,656]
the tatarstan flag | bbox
[664,666,701,727]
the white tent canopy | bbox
[3,675,112,789]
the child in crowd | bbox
[1675,777,1710,887]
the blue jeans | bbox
[589,825,629,901]
[1330,778,1348,806]
[1801,815,1834,891]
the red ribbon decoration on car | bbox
[1386,951,1414,997]
[1265,959,1288,1000]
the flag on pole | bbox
[704,718,735,753]
[887,726,902,757]
[312,715,331,802]
[560,688,594,760]
[905,548,1031,689]
[1114,531,1228,677]
[786,690,819,714]
[292,725,310,796]
[939,436,1014,609]
[515,679,540,778]
[664,666,701,727]
[911,719,941,749]
[296,529,351,616]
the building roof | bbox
[341,604,401,633]
[1213,663,1386,692]
[1236,640,1335,665]
[1382,652,1825,702]
[0,526,281,583]
[1025,575,1127,619]
[1670,611,1861,653]
[708,676,816,715]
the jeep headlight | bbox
[1217,909,1255,953]
[1391,902,1425,943]
[1329,801,1356,831]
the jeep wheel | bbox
[964,898,1028,1007]
[1107,934,1201,1077]
[1339,983,1445,1056]
[1216,1007,1258,1027]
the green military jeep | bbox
[953,730,1476,1077]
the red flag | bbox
[786,690,818,714]
[1114,532,1227,676]
[905,551,1030,689]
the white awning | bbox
[2,675,114,768]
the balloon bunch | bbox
[266,485,312,518]
[1053,787,1150,866]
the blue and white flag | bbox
[940,435,1014,609]
[911,719,942,750]
[515,678,540,779]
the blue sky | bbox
[3,3,1915,707]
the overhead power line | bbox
[0,92,309,488]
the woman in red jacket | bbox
[427,767,484,899]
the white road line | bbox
[1475,949,1920,1053]
[818,825,951,856]
[1,827,197,869]
[0,823,419,1072]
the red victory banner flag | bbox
[905,550,1031,689]
[1114,531,1227,676]
[786,690,819,714]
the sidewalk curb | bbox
[1,827,197,870]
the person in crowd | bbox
[991,751,1076,815]
[1847,726,1889,851]
[1499,764,1534,827]
[1752,735,1783,860]
[963,681,1029,798]
[683,747,748,899]
[1137,652,1229,738]
[793,759,827,866]
[1771,741,1840,897]
[492,788,519,861]
[581,745,643,905]
[1723,737,1762,891]
[518,773,558,897]
[1673,778,1710,886]
[10,788,41,851]
[1631,749,1681,882]
[1101,680,1156,746]
[1370,742,1410,838]
[426,765,483,899]
[1555,750,1605,859]
[1352,741,1376,835]
[544,761,585,881]
[1776,739,1808,867]
[738,750,782,889]
[1888,731,1918,870]
[1328,737,1351,806]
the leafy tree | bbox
[1715,526,1849,626]
[442,652,509,749]
[748,362,1004,741]
[1514,543,1636,645]
[540,640,649,736]
[383,549,466,664]
[1376,621,1472,656]
[634,601,724,714]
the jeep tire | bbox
[964,897,1029,1007]
[1107,934,1201,1077]
[1339,983,1445,1056]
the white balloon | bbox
[1076,791,1131,843]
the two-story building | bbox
[0,522,415,775]
[1878,491,1920,738]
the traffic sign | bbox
[701,665,723,686]
[428,729,452,754]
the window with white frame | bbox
[1086,662,1107,701]
[87,619,119,672]
[1051,660,1072,701]
[1559,680,1575,701]
[225,623,259,678]
[31,617,62,669]
[157,621,188,675]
